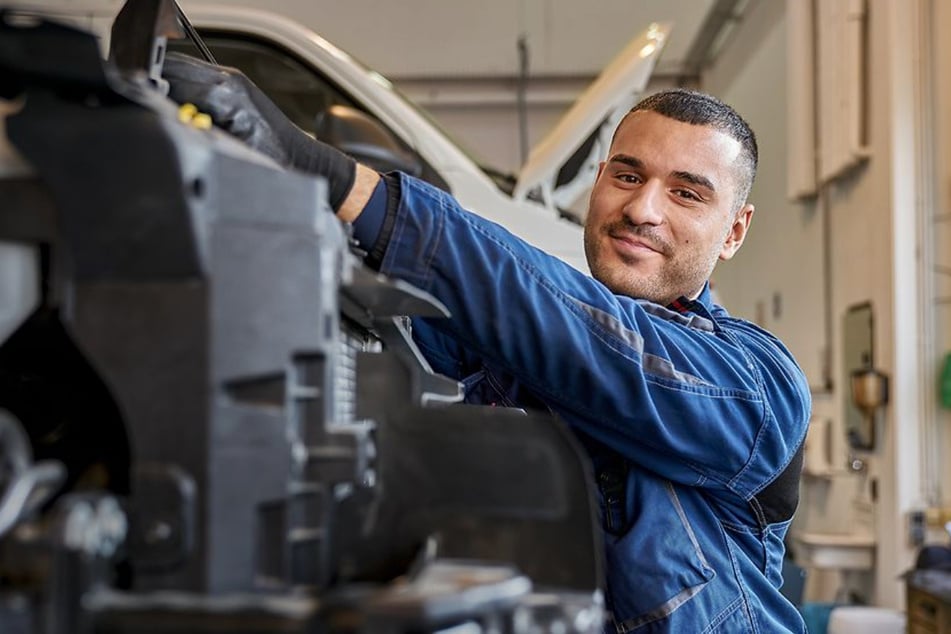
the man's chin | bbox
[594,273,660,302]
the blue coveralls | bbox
[354,173,812,633]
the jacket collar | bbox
[666,281,713,315]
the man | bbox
[165,53,811,633]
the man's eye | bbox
[674,189,700,201]
[617,173,640,184]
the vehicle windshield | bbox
[384,85,518,194]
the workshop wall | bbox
[704,0,947,612]
[702,0,828,392]
[701,0,857,604]
[193,0,709,77]
[933,0,951,526]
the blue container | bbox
[799,602,838,634]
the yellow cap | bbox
[178,103,198,124]
[191,113,213,130]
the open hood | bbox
[513,22,670,221]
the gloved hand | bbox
[162,52,356,211]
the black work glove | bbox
[162,52,356,211]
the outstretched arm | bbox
[162,53,811,496]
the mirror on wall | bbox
[843,303,875,450]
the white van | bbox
[1,2,668,274]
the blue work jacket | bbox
[366,173,812,633]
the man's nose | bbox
[622,181,664,226]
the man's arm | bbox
[366,172,811,498]
[162,55,810,496]
[337,164,380,223]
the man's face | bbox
[584,110,754,305]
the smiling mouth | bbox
[609,233,662,256]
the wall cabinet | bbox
[908,571,951,633]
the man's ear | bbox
[719,203,754,261]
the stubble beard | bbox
[584,222,720,305]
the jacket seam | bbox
[722,519,758,632]
[721,328,774,498]
[614,581,710,632]
[700,596,745,633]
[482,366,518,407]
[666,480,713,570]
[612,485,714,633]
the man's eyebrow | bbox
[672,170,715,192]
[607,154,644,169]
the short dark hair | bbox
[622,88,758,209]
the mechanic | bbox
[164,53,811,633]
